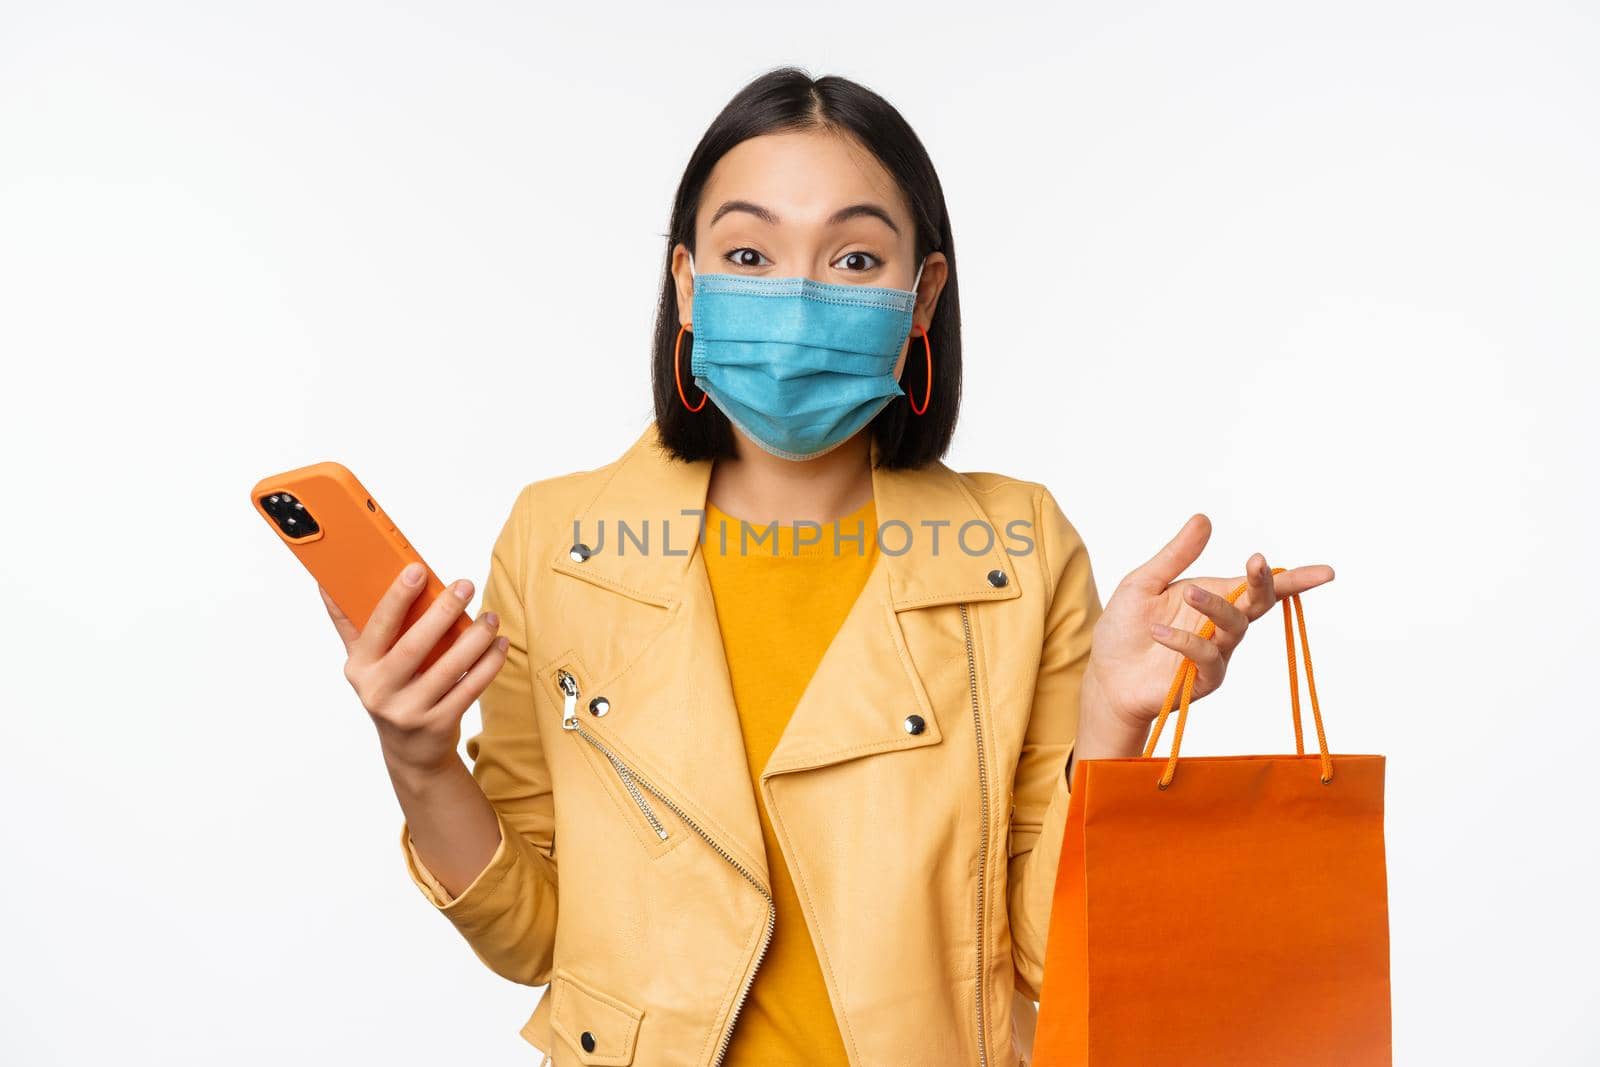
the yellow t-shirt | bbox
[702,496,879,1067]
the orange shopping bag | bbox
[1033,575,1391,1066]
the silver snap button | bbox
[569,543,592,563]
[904,714,925,735]
[986,569,1008,588]
[588,696,610,717]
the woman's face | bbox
[671,127,949,383]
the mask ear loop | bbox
[903,256,933,415]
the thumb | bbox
[1123,513,1210,594]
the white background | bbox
[2,1,1595,1063]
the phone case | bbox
[249,461,473,676]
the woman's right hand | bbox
[320,562,509,781]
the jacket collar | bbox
[549,422,1022,611]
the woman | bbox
[322,68,1333,1066]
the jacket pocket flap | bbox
[550,967,644,1065]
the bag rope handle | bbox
[1139,567,1333,790]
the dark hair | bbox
[651,67,961,470]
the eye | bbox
[834,251,881,272]
[724,247,770,269]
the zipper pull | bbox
[558,669,580,730]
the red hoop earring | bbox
[906,324,932,415]
[674,322,706,413]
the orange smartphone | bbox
[249,461,473,675]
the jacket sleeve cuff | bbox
[400,809,515,914]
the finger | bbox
[408,609,502,707]
[1124,513,1211,594]
[350,562,429,665]
[1266,563,1336,600]
[1150,622,1225,691]
[1236,552,1277,620]
[379,578,476,686]
[1182,583,1249,651]
[430,633,511,723]
[320,584,361,650]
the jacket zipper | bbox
[961,604,991,1067]
[557,669,776,1067]
[560,670,668,839]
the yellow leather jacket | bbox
[400,422,1101,1066]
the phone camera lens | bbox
[260,492,319,538]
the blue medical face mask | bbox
[687,251,926,461]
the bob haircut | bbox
[651,67,961,470]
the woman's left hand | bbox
[1082,513,1336,738]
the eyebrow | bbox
[826,202,901,235]
[709,200,779,227]
[707,199,902,236]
